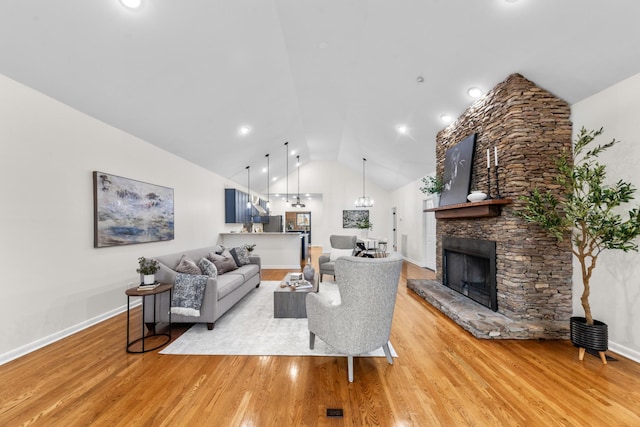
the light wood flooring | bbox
[1,248,640,426]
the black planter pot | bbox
[570,316,609,364]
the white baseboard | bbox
[0,301,140,366]
[609,341,640,363]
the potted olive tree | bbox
[420,175,444,207]
[519,127,640,363]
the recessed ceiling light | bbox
[397,125,409,134]
[467,87,482,98]
[440,114,452,123]
[239,125,251,136]
[120,0,142,9]
[416,76,424,83]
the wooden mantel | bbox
[424,198,512,219]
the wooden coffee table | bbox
[273,273,319,318]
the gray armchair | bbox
[318,235,357,282]
[306,253,403,382]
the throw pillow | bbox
[208,253,238,274]
[329,248,353,261]
[213,244,225,255]
[175,255,202,275]
[197,257,218,279]
[229,246,250,267]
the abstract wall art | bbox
[439,133,477,206]
[93,171,174,248]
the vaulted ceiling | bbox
[2,1,640,194]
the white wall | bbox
[571,72,640,362]
[389,177,431,266]
[267,161,392,251]
[0,74,240,362]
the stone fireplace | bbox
[408,73,574,340]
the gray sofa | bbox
[143,246,261,330]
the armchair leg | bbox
[309,332,315,349]
[382,343,394,365]
[348,356,354,382]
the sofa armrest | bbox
[249,255,261,270]
[249,255,261,281]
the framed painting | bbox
[93,171,174,248]
[343,210,369,228]
[439,133,477,206]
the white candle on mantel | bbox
[494,146,498,166]
[486,149,490,169]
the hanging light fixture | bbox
[292,155,306,208]
[355,157,374,208]
[284,142,290,207]
[265,153,270,214]
[246,165,251,209]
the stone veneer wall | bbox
[435,73,573,325]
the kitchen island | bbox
[218,232,308,269]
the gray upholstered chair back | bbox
[329,234,357,250]
[318,235,358,282]
[306,253,403,381]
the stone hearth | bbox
[408,279,568,339]
[412,73,574,340]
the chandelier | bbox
[355,157,374,208]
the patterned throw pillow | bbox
[197,258,218,279]
[175,255,202,275]
[230,247,251,267]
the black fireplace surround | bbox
[442,236,497,311]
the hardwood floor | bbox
[1,248,640,426]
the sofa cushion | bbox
[217,273,245,300]
[230,246,251,266]
[208,253,238,274]
[176,255,202,275]
[197,258,218,279]
[232,263,260,281]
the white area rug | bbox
[160,280,397,358]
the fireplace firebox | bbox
[442,236,497,311]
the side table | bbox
[125,283,172,353]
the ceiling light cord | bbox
[355,157,374,208]
[265,154,270,214]
[292,155,306,208]
[246,166,251,209]
[284,142,289,207]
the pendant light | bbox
[246,165,251,209]
[355,157,374,208]
[284,142,290,207]
[292,155,306,208]
[265,153,270,214]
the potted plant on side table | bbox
[519,127,640,363]
[137,257,160,285]
[420,175,444,207]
